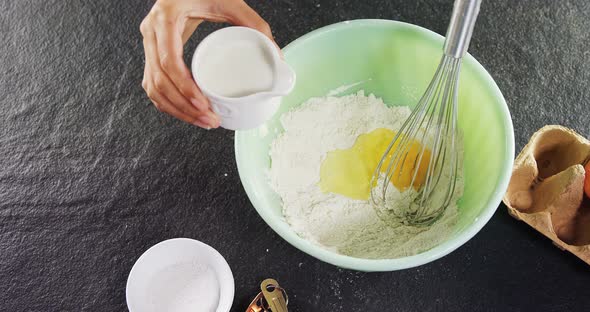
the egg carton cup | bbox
[503,125,590,264]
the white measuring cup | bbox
[191,27,295,130]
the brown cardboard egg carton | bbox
[503,125,590,264]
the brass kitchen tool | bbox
[246,278,288,312]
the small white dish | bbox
[191,26,296,130]
[126,238,234,312]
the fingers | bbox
[141,17,220,128]
[140,0,279,130]
[147,84,214,129]
[153,19,210,112]
[152,66,216,123]
[182,18,202,44]
[145,64,217,128]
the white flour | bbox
[269,91,462,259]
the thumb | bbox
[226,1,275,41]
[181,18,203,44]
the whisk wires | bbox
[370,55,461,227]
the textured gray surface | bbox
[1,0,590,311]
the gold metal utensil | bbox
[246,278,288,312]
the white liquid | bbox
[199,39,274,98]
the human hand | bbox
[140,0,275,129]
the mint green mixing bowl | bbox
[235,20,514,271]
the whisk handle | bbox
[443,0,482,58]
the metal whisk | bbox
[370,0,481,227]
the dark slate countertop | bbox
[1,0,590,311]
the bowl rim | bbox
[126,238,235,311]
[235,19,515,271]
